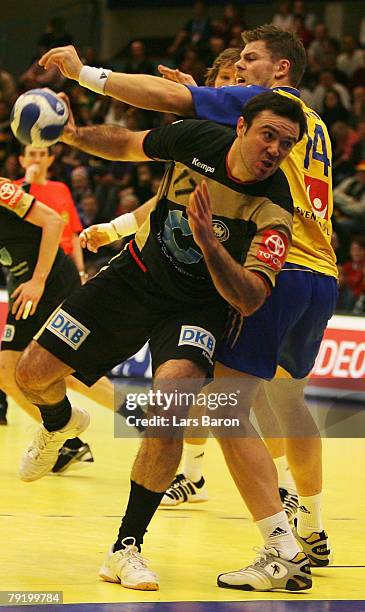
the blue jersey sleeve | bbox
[187,84,270,127]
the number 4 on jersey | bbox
[304,124,331,177]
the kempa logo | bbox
[192,157,215,173]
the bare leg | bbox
[132,359,205,491]
[264,376,322,496]
[0,350,42,420]
[212,362,282,520]
[16,341,72,405]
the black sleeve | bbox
[143,119,232,165]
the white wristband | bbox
[111,212,138,238]
[79,65,112,95]
[94,222,119,242]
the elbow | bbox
[235,288,267,317]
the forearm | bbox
[33,217,64,283]
[71,234,85,273]
[134,196,157,227]
[105,72,194,116]
[202,240,267,316]
[61,124,145,161]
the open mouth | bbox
[236,76,246,84]
[261,160,274,170]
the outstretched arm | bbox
[39,45,195,116]
[59,92,151,161]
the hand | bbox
[11,277,45,321]
[57,92,77,144]
[187,180,216,252]
[38,45,83,80]
[24,163,40,183]
[158,64,197,86]
[80,223,118,252]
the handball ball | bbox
[11,88,69,147]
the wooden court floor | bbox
[0,390,365,610]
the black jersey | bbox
[0,178,66,293]
[135,119,293,304]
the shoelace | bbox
[28,428,59,458]
[170,473,186,488]
[118,537,153,573]
[121,547,151,571]
[237,547,278,572]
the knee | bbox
[15,344,48,396]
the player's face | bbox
[19,146,53,175]
[214,64,237,87]
[238,110,299,181]
[235,41,283,88]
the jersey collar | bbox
[272,86,301,98]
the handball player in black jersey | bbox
[15,92,306,589]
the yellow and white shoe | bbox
[99,538,159,591]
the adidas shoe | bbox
[19,406,90,482]
[52,442,94,473]
[160,473,208,506]
[279,488,299,524]
[293,519,332,567]
[99,538,159,591]
[217,547,312,592]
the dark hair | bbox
[241,24,306,87]
[241,91,307,142]
[205,47,241,86]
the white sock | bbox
[256,511,301,560]
[183,442,205,482]
[274,456,296,493]
[297,493,323,537]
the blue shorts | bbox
[216,263,338,380]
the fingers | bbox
[79,228,99,252]
[39,45,74,68]
[22,300,33,320]
[12,296,35,321]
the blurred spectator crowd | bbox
[1,1,365,313]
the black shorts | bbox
[36,250,228,386]
[1,257,80,352]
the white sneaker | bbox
[217,547,312,592]
[19,406,90,482]
[160,473,209,506]
[99,538,159,591]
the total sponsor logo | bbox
[191,157,215,174]
[178,325,216,359]
[0,180,22,209]
[256,230,289,271]
[47,308,90,350]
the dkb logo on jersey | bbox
[256,230,289,271]
[47,309,90,350]
[304,175,329,219]
[178,325,216,359]
[2,325,15,342]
